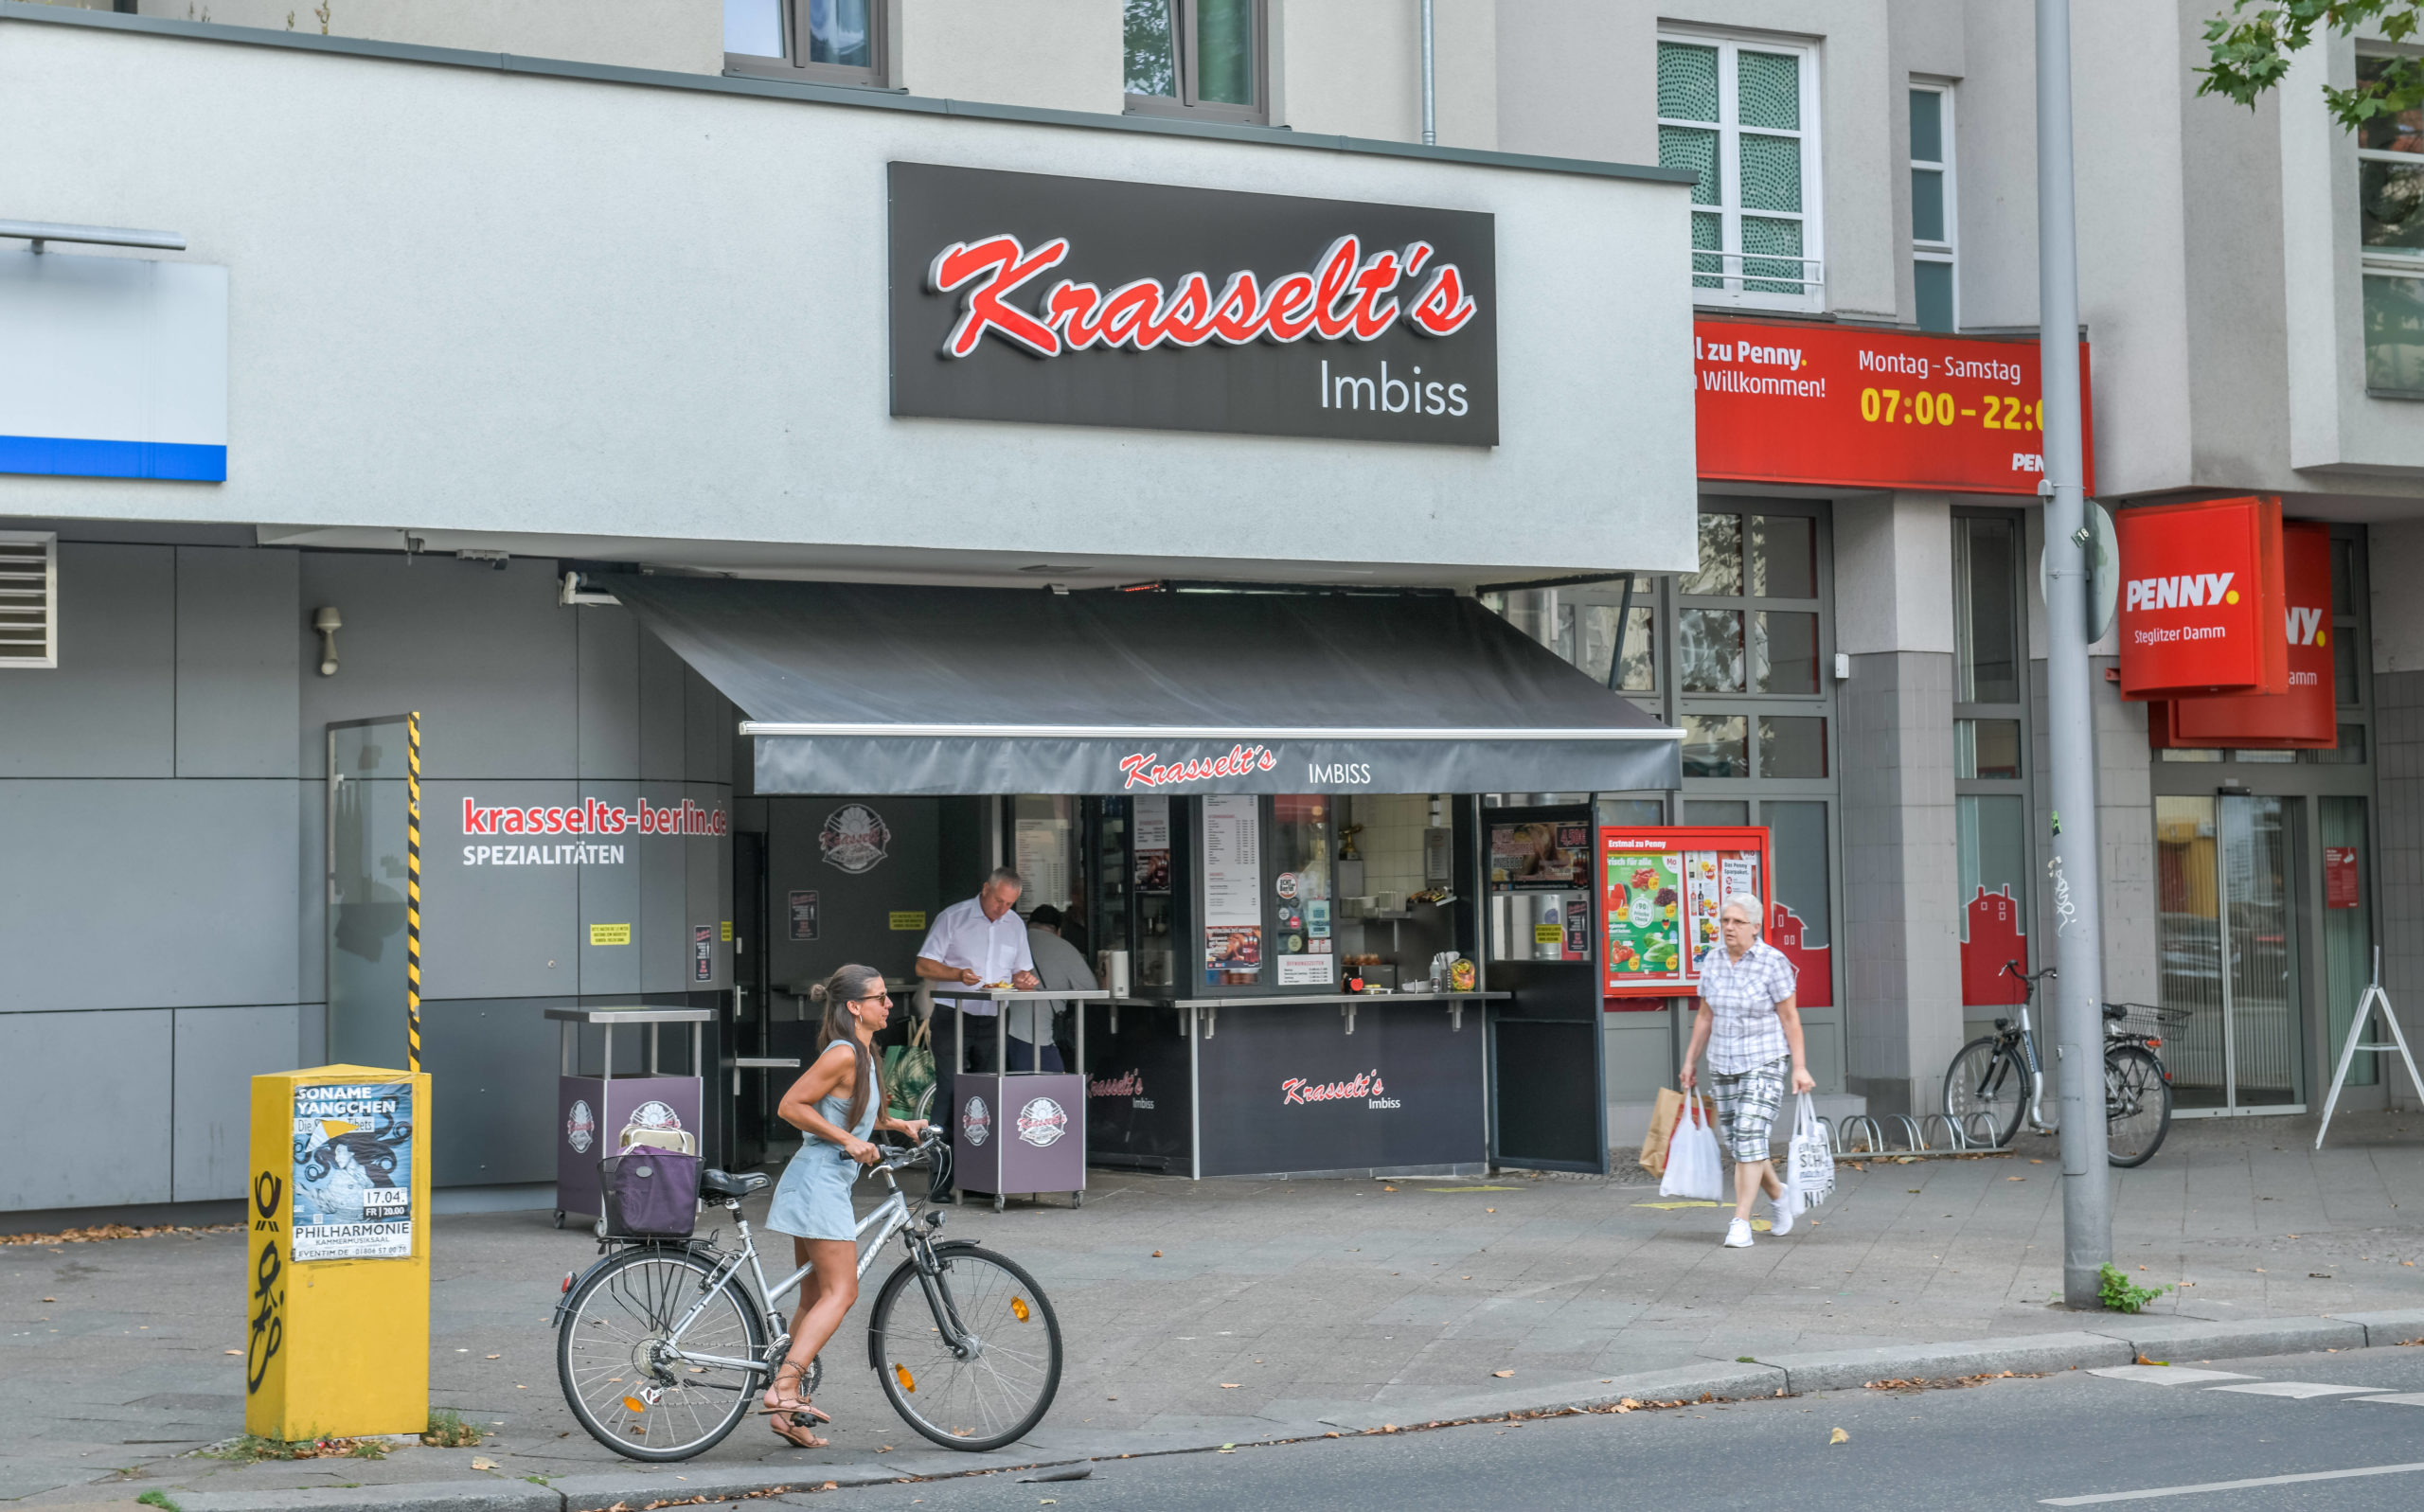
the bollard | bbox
[245,1064,432,1441]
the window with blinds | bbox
[0,532,57,668]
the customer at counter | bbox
[916,868,1041,1202]
[1023,904,1098,1073]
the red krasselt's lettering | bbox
[934,231,1481,360]
[1118,744,1282,790]
[1281,1069,1386,1105]
[459,795,723,839]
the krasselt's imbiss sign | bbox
[888,162,1497,445]
[2115,496,2288,701]
[2149,520,2334,748]
[1693,319,2093,495]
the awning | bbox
[604,577,1680,796]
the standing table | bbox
[934,987,1110,1210]
[545,1005,717,1229]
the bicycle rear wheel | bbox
[2104,1044,2172,1168]
[1944,1037,2026,1149]
[870,1244,1061,1451]
[558,1247,765,1461]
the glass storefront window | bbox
[1682,714,1749,777]
[1758,715,1827,777]
[1766,799,1830,950]
[1678,608,1746,692]
[1682,513,1743,596]
[1684,799,1749,826]
[1751,514,1817,597]
[1755,610,1820,693]
[1953,515,2023,704]
[1955,719,2023,779]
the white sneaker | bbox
[1722,1218,1755,1248]
[1769,1187,1795,1236]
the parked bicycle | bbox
[1942,961,2179,1167]
[551,1129,1061,1461]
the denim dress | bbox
[766,1054,881,1242]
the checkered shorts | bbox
[1709,1055,1789,1164]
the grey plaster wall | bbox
[0,538,734,1213]
[1838,649,1963,1116]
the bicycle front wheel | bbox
[870,1244,1062,1451]
[1944,1037,2026,1149]
[558,1247,765,1462]
[2105,1045,2172,1168]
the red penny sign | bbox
[2115,496,2287,701]
[2149,521,2334,749]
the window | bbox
[1952,511,2030,1005]
[724,0,885,87]
[0,531,56,669]
[1910,84,1955,332]
[2359,54,2424,393]
[1658,32,1823,311]
[1125,0,1267,125]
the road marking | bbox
[2348,1392,2424,1407]
[2041,1460,2424,1504]
[2202,1381,2387,1399]
[2088,1366,2255,1385]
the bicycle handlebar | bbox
[2001,960,2058,984]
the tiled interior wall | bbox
[1344,793,1436,899]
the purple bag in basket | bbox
[599,1149,700,1237]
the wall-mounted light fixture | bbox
[313,606,343,676]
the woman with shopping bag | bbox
[1679,895,1814,1249]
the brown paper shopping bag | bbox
[1639,1087,1688,1175]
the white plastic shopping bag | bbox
[1787,1093,1834,1208]
[1659,1092,1723,1202]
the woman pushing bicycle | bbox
[759,964,929,1447]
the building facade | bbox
[3,0,2418,1222]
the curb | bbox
[149,1307,2424,1512]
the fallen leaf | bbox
[1492,1370,1514,1378]
[225,1348,241,1355]
[1221,1382,1241,1389]
[1383,1185,1398,1192]
[472,1457,496,1470]
[2008,1176,2026,1182]
[1829,1427,1848,1445]
[1486,1207,1496,1213]
[42,1297,54,1303]
[1150,1251,1162,1258]
[486,1354,501,1360]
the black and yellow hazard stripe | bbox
[406,710,422,1074]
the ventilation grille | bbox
[0,533,57,668]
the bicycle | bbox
[1941,961,2180,1168]
[550,1129,1061,1461]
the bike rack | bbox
[1821,1109,2011,1160]
[1920,1112,1966,1152]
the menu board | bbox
[1203,795,1263,978]
[1132,795,1172,893]
[1488,821,1593,889]
[1602,827,1772,1003]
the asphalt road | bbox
[802,1345,2424,1511]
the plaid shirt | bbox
[1697,939,1798,1075]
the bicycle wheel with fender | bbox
[558,1247,765,1461]
[2104,1044,2172,1168]
[1944,1037,2026,1149]
[869,1243,1061,1451]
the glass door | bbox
[2154,794,2306,1112]
[327,717,414,1069]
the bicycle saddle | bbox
[699,1168,769,1200]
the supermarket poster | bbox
[1602,827,1772,1002]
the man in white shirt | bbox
[917,868,1043,1203]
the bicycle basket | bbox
[2108,1003,2190,1039]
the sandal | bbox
[769,1409,829,1450]
[758,1361,833,1423]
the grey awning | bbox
[604,577,1679,796]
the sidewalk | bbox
[7,1113,2423,1508]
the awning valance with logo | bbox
[603,576,1680,797]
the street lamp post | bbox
[2035,0,2113,1309]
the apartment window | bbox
[2359,53,2424,393]
[724,0,885,86]
[1911,84,1956,332]
[1125,0,1268,125]
[1658,32,1823,311]
[1953,511,2031,1005]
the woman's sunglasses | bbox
[850,992,894,1005]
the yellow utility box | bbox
[244,1065,432,1440]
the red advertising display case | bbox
[1600,827,1772,1004]
[2115,495,2289,701]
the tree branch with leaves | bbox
[2199,0,2424,128]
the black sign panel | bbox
[888,162,1498,446]
[1194,1002,1485,1177]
